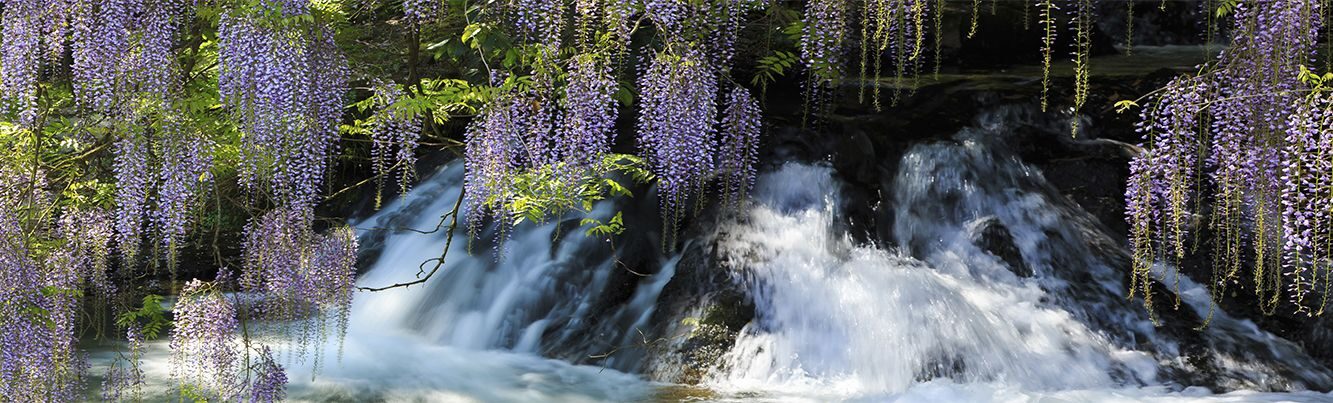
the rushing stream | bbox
[86,122,1333,402]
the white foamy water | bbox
[83,134,1333,402]
[701,132,1332,401]
[708,162,1155,397]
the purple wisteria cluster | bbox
[170,274,299,401]
[1281,93,1333,312]
[404,0,442,23]
[644,0,688,40]
[68,0,188,114]
[56,208,115,300]
[154,115,214,267]
[559,56,619,171]
[461,0,769,247]
[637,48,719,236]
[0,202,87,401]
[464,90,527,230]
[1125,1,1333,315]
[718,87,762,208]
[218,3,349,214]
[368,80,424,201]
[800,0,849,86]
[170,279,242,399]
[0,0,44,127]
[113,132,152,266]
[242,208,358,345]
[1127,76,1207,267]
[102,326,146,402]
[512,0,566,48]
[249,346,288,403]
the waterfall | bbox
[276,162,669,401]
[350,163,674,366]
[86,117,1333,402]
[704,128,1332,400]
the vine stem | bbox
[357,192,464,292]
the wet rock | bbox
[966,216,1031,278]
[642,234,756,385]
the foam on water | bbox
[82,130,1333,402]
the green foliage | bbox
[1297,64,1333,92]
[178,384,210,403]
[348,78,493,130]
[490,154,653,230]
[1114,99,1140,114]
[581,212,626,238]
[115,295,169,340]
[751,50,799,90]
[1215,0,1241,17]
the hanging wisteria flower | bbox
[0,196,85,401]
[559,55,619,172]
[1130,76,1206,269]
[113,131,152,266]
[368,80,423,203]
[124,0,188,104]
[800,0,848,86]
[463,90,530,230]
[637,47,718,240]
[644,0,688,41]
[57,208,115,299]
[242,207,358,349]
[170,279,241,399]
[512,0,565,47]
[1,0,43,126]
[404,0,442,23]
[1124,0,1333,315]
[718,86,762,208]
[154,114,214,268]
[218,4,349,214]
[1281,93,1333,313]
[249,346,288,403]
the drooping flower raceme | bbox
[170,279,241,399]
[154,114,214,267]
[637,48,719,238]
[248,346,288,403]
[800,0,849,86]
[0,0,44,126]
[1281,93,1333,312]
[718,86,762,209]
[70,0,129,114]
[57,208,115,299]
[463,90,531,230]
[0,200,88,401]
[113,131,152,266]
[512,0,565,48]
[559,55,620,172]
[218,4,349,214]
[242,207,358,357]
[368,80,423,202]
[1125,1,1333,316]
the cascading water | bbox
[85,112,1333,402]
[278,162,676,401]
[701,125,1333,400]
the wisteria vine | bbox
[1124,0,1333,318]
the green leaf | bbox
[1114,100,1139,114]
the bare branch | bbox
[357,191,465,292]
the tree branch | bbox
[357,191,464,292]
